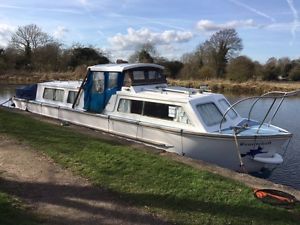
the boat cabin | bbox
[83,63,166,113]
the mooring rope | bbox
[233,128,247,173]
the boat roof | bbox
[39,80,82,89]
[119,85,222,104]
[88,63,164,72]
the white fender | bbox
[253,153,283,164]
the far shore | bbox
[1,73,300,95]
[168,79,300,95]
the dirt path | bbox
[0,135,172,225]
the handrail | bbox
[219,89,300,133]
[256,97,277,134]
[268,93,287,126]
[247,91,289,121]
[219,95,262,133]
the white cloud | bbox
[229,0,276,22]
[196,19,257,32]
[286,0,299,45]
[0,23,15,47]
[53,26,69,39]
[108,27,193,50]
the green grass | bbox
[0,192,40,225]
[0,109,299,225]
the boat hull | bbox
[13,98,292,173]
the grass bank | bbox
[0,192,40,225]
[0,108,300,225]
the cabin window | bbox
[108,72,119,89]
[148,71,156,80]
[174,106,191,124]
[143,102,172,120]
[118,98,190,124]
[92,72,104,93]
[196,102,224,126]
[143,102,190,124]
[125,68,165,86]
[67,91,78,104]
[43,88,54,100]
[118,99,130,113]
[218,99,238,119]
[118,99,143,115]
[54,89,64,102]
[132,71,145,80]
[123,72,132,86]
[148,70,162,80]
[43,88,64,102]
[131,100,143,114]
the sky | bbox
[0,0,299,62]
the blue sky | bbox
[0,0,299,62]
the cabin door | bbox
[104,72,123,105]
[84,71,105,113]
[83,71,123,113]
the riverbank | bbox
[0,107,300,225]
[1,72,300,95]
[0,69,84,85]
[168,79,300,95]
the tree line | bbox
[0,24,109,74]
[1,24,300,81]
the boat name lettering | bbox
[239,142,271,146]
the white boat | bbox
[12,63,293,173]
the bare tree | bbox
[10,24,53,54]
[10,24,53,69]
[198,29,243,77]
[128,42,157,63]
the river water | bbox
[1,84,300,189]
[0,84,24,106]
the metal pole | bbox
[268,94,287,126]
[72,69,90,109]
[257,98,277,134]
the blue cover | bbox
[83,71,124,113]
[16,84,37,100]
